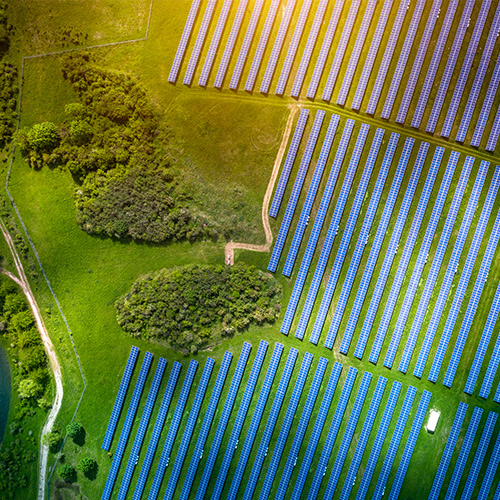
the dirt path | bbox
[0,218,63,500]
[225,105,299,265]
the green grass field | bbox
[2,0,500,499]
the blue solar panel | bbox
[256,351,312,500]
[162,358,214,500]
[456,7,500,142]
[274,356,328,500]
[413,160,489,379]
[179,352,232,500]
[332,137,412,352]
[226,343,284,500]
[211,340,268,500]
[183,0,217,86]
[306,366,358,500]
[198,0,233,87]
[366,0,408,115]
[399,156,474,374]
[471,53,500,147]
[244,0,280,91]
[242,347,298,500]
[411,0,458,128]
[355,380,401,500]
[132,362,181,500]
[339,376,387,500]
[268,110,325,273]
[323,371,375,500]
[282,120,354,337]
[275,0,313,95]
[229,0,265,90]
[351,0,394,111]
[444,406,483,500]
[460,411,498,500]
[426,0,475,133]
[102,346,139,451]
[486,105,500,152]
[477,282,500,398]
[388,390,432,500]
[445,204,500,388]
[321,133,399,348]
[384,150,456,368]
[283,114,340,277]
[428,402,468,500]
[260,0,297,94]
[214,0,249,88]
[396,0,443,123]
[117,358,166,500]
[304,0,347,99]
[269,109,309,219]
[381,0,427,120]
[477,424,500,499]
[321,0,363,101]
[372,385,417,500]
[291,0,330,98]
[440,0,491,138]
[168,0,202,83]
[102,352,152,500]
[429,165,500,384]
[295,124,370,343]
[353,142,429,359]
[291,362,343,499]
[147,359,198,500]
[336,0,378,106]
[307,128,384,345]
[367,144,442,364]
[195,343,251,500]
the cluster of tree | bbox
[0,3,17,147]
[0,278,51,496]
[58,456,97,483]
[16,53,216,243]
[116,263,282,354]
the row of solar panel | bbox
[268,110,500,398]
[170,0,500,151]
[102,344,437,499]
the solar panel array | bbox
[268,110,324,273]
[281,119,354,336]
[178,352,232,500]
[132,362,181,500]
[162,358,214,500]
[388,390,431,500]
[274,356,328,500]
[169,0,500,150]
[428,402,468,500]
[383,149,456,368]
[116,357,166,500]
[269,108,309,218]
[102,345,139,451]
[478,426,500,499]
[195,342,251,500]
[102,352,152,500]
[413,160,489,379]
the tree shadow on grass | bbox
[73,427,86,446]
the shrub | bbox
[66,421,83,439]
[42,429,62,453]
[77,457,96,474]
[57,464,76,482]
[18,378,41,400]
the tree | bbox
[69,119,93,145]
[18,378,41,400]
[26,122,59,152]
[66,421,83,439]
[77,457,97,474]
[57,464,76,482]
[42,429,62,452]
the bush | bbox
[77,457,96,474]
[116,263,281,353]
[26,122,59,152]
[57,464,76,482]
[42,429,62,453]
[66,421,83,439]
[18,378,41,400]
